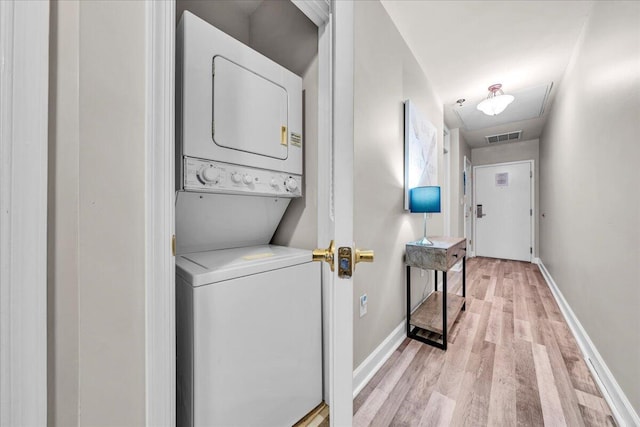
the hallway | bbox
[353,257,615,426]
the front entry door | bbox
[474,161,532,262]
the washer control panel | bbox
[183,157,302,197]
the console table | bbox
[405,237,466,350]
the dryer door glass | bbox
[212,56,289,160]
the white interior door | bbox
[318,1,355,424]
[474,161,532,262]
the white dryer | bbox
[176,245,322,427]
[177,11,303,196]
[175,10,306,255]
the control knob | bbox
[199,166,220,184]
[270,179,279,189]
[231,172,242,184]
[285,177,298,192]
[242,174,253,185]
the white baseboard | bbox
[532,257,540,264]
[538,261,640,427]
[352,321,406,398]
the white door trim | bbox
[0,0,49,425]
[144,1,176,425]
[463,155,472,255]
[316,5,333,407]
[443,126,451,236]
[473,160,535,261]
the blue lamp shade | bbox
[409,186,441,213]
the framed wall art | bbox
[404,99,438,210]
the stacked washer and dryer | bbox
[175,12,322,427]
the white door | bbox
[317,1,357,424]
[474,161,532,262]
[463,156,472,254]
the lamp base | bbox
[415,236,434,246]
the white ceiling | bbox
[380,0,594,147]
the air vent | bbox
[485,130,522,144]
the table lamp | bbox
[409,186,441,245]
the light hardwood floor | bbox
[353,257,616,427]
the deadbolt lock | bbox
[312,240,335,271]
[313,241,375,278]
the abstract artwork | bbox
[404,100,438,210]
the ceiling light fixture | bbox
[477,84,514,116]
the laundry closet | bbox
[173,1,322,426]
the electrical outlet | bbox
[360,294,368,317]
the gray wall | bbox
[177,0,317,77]
[272,56,319,249]
[472,139,540,257]
[176,0,252,44]
[249,0,317,76]
[48,1,147,425]
[472,138,539,166]
[539,1,640,413]
[353,1,444,368]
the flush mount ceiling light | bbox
[476,84,515,116]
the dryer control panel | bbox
[183,157,302,198]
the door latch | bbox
[476,204,485,218]
[338,247,352,278]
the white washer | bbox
[176,245,322,427]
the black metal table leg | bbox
[442,271,447,351]
[434,269,437,292]
[406,265,411,338]
[462,255,466,311]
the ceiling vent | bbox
[485,130,522,144]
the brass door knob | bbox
[354,248,374,269]
[312,240,335,271]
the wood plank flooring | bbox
[353,257,616,427]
